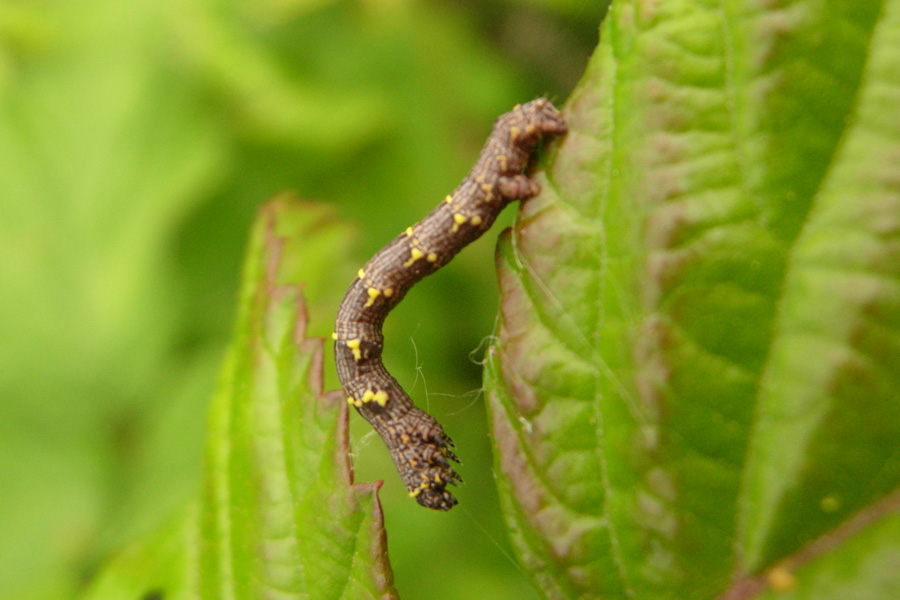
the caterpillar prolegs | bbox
[333,99,567,510]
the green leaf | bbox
[484,0,900,598]
[85,198,397,600]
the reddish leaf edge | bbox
[258,197,397,595]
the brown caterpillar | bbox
[333,99,567,510]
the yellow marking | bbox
[526,123,537,135]
[475,174,485,183]
[513,103,521,110]
[346,396,354,405]
[357,268,365,279]
[408,478,430,497]
[482,182,494,202]
[766,567,796,592]
[820,495,841,513]
[364,287,381,307]
[404,247,424,267]
[362,389,375,403]
[452,212,466,233]
[401,433,411,444]
[470,215,482,226]
[426,252,438,263]
[331,332,338,340]
[373,390,389,406]
[346,338,362,361]
[384,287,393,298]
[405,226,413,237]
[497,154,508,171]
[510,126,521,140]
[444,194,453,204]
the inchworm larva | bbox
[333,99,567,510]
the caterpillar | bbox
[333,99,567,510]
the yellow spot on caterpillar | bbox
[481,182,494,201]
[409,478,430,497]
[373,390,389,406]
[405,226,413,237]
[401,433,411,444]
[526,123,537,135]
[359,390,389,405]
[331,332,338,340]
[346,338,362,361]
[470,215,482,226]
[497,154,508,171]
[346,396,354,405]
[444,194,453,204]
[404,247,424,267]
[357,268,365,279]
[452,212,467,233]
[426,253,438,262]
[384,287,393,298]
[475,174,485,183]
[510,126,521,140]
[766,567,795,592]
[364,287,381,307]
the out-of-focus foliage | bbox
[0,0,600,599]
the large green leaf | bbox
[485,0,900,598]
[85,198,397,599]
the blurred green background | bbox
[0,0,605,598]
